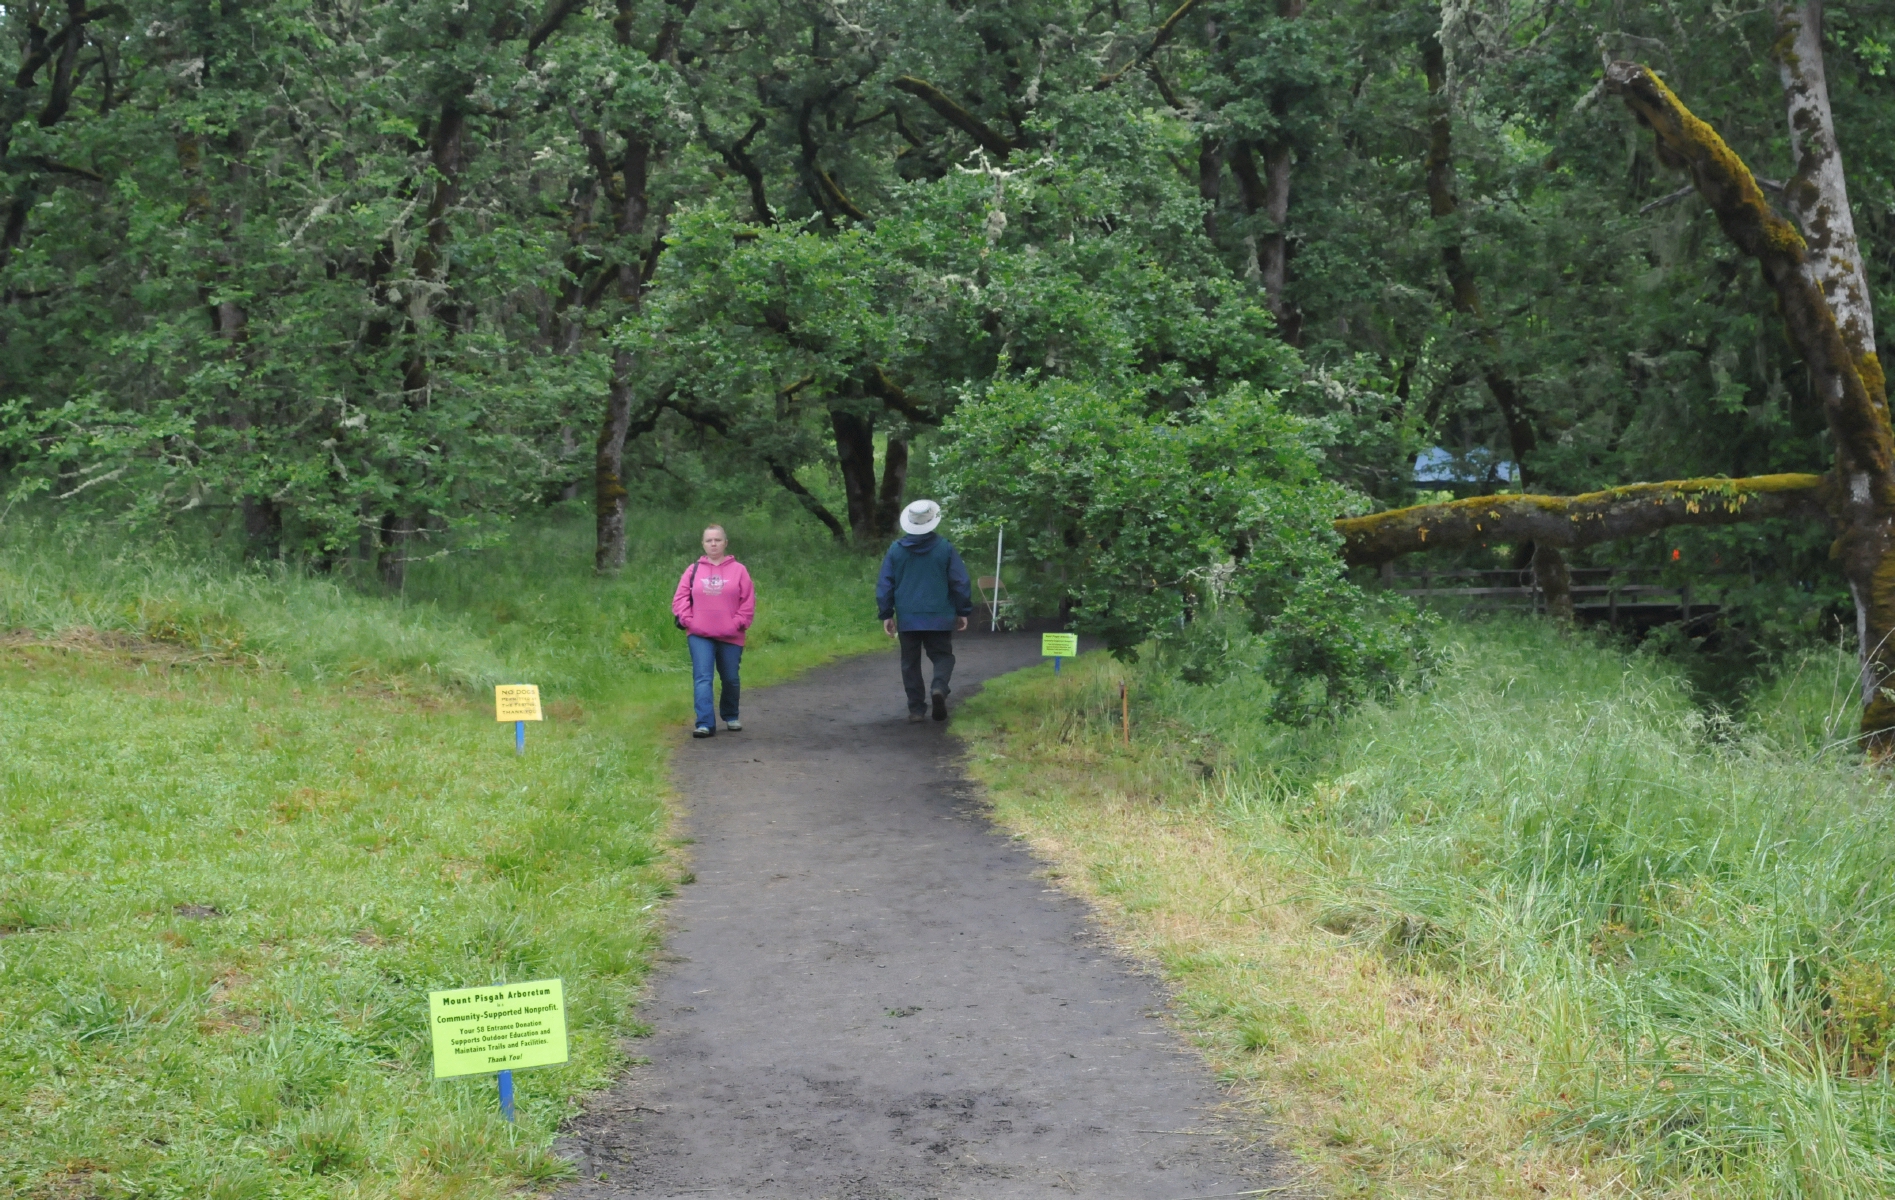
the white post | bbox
[991,526,1004,631]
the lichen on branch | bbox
[1605,61,1892,489]
[1336,475,1831,567]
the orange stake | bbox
[1119,679,1130,746]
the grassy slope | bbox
[0,513,883,1200]
[955,620,1895,1199]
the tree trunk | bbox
[0,0,97,278]
[376,99,467,571]
[1769,7,1890,729]
[593,131,652,573]
[218,300,280,560]
[1258,138,1294,336]
[1423,34,1539,485]
[595,347,636,573]
[1533,543,1573,621]
[1772,1,1875,362]
[875,437,910,537]
[830,407,879,543]
[1229,140,1265,285]
[401,101,466,397]
[591,0,696,571]
[378,511,417,590]
[1198,135,1222,242]
[1607,60,1895,748]
[1249,0,1304,339]
[243,496,282,558]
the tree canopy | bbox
[5,0,1895,726]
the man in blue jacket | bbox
[878,499,973,722]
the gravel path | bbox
[555,632,1289,1199]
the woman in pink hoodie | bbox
[671,524,756,737]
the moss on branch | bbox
[1605,62,1893,487]
[1336,475,1830,566]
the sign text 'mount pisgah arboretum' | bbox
[428,978,569,1079]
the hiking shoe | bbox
[693,726,713,738]
[724,720,742,732]
[908,712,926,723]
[931,691,948,721]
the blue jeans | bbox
[687,635,743,730]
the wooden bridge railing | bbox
[1381,565,1729,624]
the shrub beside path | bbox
[555,632,1288,1199]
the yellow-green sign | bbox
[1041,632,1078,658]
[428,978,568,1079]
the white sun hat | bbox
[899,499,943,535]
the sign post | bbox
[495,685,543,754]
[1041,632,1077,675]
[990,526,1004,631]
[429,977,569,1122]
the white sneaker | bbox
[724,720,743,732]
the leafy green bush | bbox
[937,375,1429,717]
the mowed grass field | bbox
[0,514,883,1200]
[957,621,1895,1199]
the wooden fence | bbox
[1383,565,1726,626]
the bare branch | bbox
[1096,0,1206,89]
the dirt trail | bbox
[556,632,1288,1199]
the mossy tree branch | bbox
[1336,475,1831,567]
[866,365,939,426]
[1605,62,1892,492]
[889,76,1018,160]
[1607,59,1895,747]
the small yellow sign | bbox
[494,684,542,722]
[1041,632,1078,658]
[428,978,568,1079]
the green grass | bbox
[957,619,1895,1198]
[0,511,884,1200]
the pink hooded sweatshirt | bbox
[672,556,755,645]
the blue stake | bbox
[514,720,524,754]
[1054,655,1062,675]
[498,1069,515,1121]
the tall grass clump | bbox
[1139,619,1895,1195]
